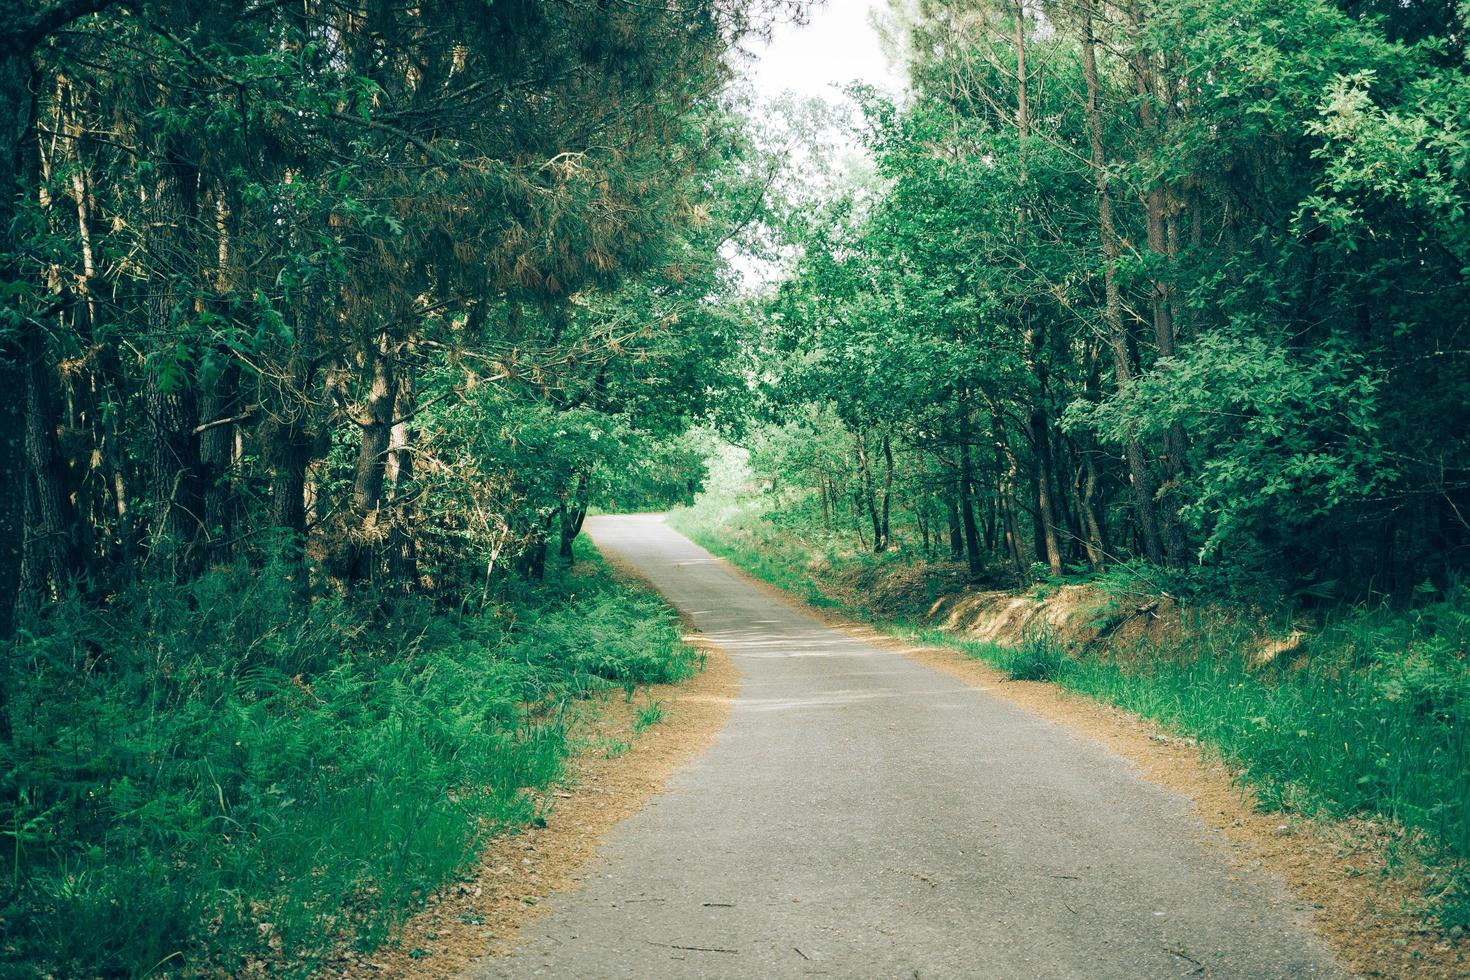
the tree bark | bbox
[1079,0,1167,566]
[348,336,395,582]
[880,432,893,551]
[946,494,963,560]
[199,362,239,564]
[558,472,589,562]
[140,129,205,575]
[956,407,983,578]
[386,359,418,588]
[1028,403,1063,575]
[856,430,887,553]
[0,53,26,634]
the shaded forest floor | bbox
[668,503,1470,968]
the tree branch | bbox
[5,0,120,54]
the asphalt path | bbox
[474,514,1344,979]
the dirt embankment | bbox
[813,553,1295,659]
[929,582,1191,650]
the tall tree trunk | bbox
[18,66,87,602]
[0,32,32,635]
[141,144,204,576]
[1127,1,1191,569]
[856,430,886,553]
[956,407,983,578]
[199,191,238,564]
[1071,442,1107,572]
[1145,182,1191,569]
[348,336,395,582]
[880,432,894,551]
[989,408,1029,577]
[4,52,65,621]
[996,461,1024,579]
[558,472,589,562]
[1079,0,1167,566]
[1024,328,1064,575]
[0,0,121,632]
[199,361,239,564]
[268,323,319,568]
[271,434,311,546]
[387,359,418,588]
[21,313,82,602]
[946,493,963,560]
[1028,403,1063,576]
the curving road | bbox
[474,514,1344,979]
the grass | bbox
[670,501,1470,929]
[633,699,666,735]
[0,539,697,977]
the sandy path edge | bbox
[702,540,1465,980]
[322,557,739,979]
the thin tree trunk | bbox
[957,408,983,578]
[200,191,238,563]
[1029,404,1064,575]
[1070,444,1107,571]
[997,466,1024,578]
[199,361,238,564]
[559,471,589,561]
[1023,327,1064,575]
[348,336,395,582]
[989,407,1029,577]
[880,432,894,551]
[1079,0,1167,566]
[856,430,886,552]
[946,493,963,560]
[387,359,417,588]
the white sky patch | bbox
[747,0,905,103]
[725,1,906,291]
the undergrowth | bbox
[671,501,1470,930]
[0,540,694,977]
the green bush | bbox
[0,550,693,976]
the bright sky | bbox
[725,1,906,291]
[747,0,905,103]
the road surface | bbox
[474,514,1343,979]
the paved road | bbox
[475,514,1344,979]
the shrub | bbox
[0,551,691,976]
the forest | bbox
[1,0,1467,975]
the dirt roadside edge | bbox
[326,557,739,979]
[705,547,1465,980]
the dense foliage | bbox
[4,0,1470,969]
[0,1,782,972]
[750,0,1470,601]
[4,544,694,975]
[0,0,784,622]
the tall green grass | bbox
[673,503,1470,927]
[0,543,695,977]
[959,628,1469,874]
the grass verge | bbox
[0,538,696,977]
